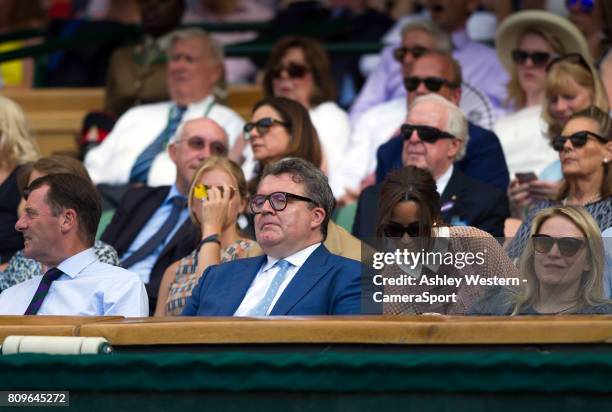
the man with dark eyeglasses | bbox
[353,94,509,239]
[101,118,229,314]
[183,157,362,316]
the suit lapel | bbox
[220,256,267,315]
[440,169,465,223]
[270,245,330,315]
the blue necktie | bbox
[121,196,187,268]
[24,267,64,315]
[247,259,292,316]
[129,105,187,183]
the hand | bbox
[526,180,560,202]
[199,184,232,236]
[508,178,533,218]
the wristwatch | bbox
[199,233,221,249]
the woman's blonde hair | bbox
[0,96,39,169]
[187,156,247,226]
[512,206,608,314]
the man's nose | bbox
[408,130,421,143]
[15,215,27,232]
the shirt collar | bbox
[180,94,214,111]
[436,164,453,196]
[262,243,322,272]
[163,184,187,206]
[451,29,469,50]
[56,248,98,279]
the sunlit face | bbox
[192,167,245,229]
[548,77,592,126]
[248,105,291,164]
[559,117,611,181]
[400,29,437,77]
[407,54,460,105]
[533,215,589,294]
[271,47,315,109]
[402,101,462,179]
[516,33,555,98]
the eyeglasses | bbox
[243,118,288,140]
[511,49,555,68]
[193,184,236,201]
[566,0,594,13]
[552,130,608,151]
[176,137,227,155]
[532,234,585,257]
[403,76,458,92]
[393,46,429,62]
[271,62,310,79]
[546,52,591,73]
[250,191,317,214]
[401,124,456,143]
[383,221,420,238]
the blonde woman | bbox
[155,156,259,316]
[0,96,39,267]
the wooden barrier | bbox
[1,85,262,156]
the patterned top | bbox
[0,240,120,292]
[166,239,257,316]
[506,197,612,260]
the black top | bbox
[0,166,24,263]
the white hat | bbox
[495,10,590,73]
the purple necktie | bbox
[24,267,63,315]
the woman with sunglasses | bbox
[471,206,612,315]
[493,11,589,180]
[154,156,259,316]
[506,106,612,260]
[376,166,518,315]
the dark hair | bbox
[248,97,322,193]
[18,155,92,195]
[263,36,336,106]
[25,174,101,246]
[376,166,443,237]
[261,157,335,239]
[557,106,612,200]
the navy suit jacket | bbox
[353,167,509,239]
[182,244,362,316]
[375,122,510,191]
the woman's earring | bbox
[238,214,249,230]
[604,158,610,164]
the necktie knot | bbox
[170,196,187,210]
[43,267,63,282]
[275,259,291,271]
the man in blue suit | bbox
[182,158,362,316]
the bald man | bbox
[101,118,229,313]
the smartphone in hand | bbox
[515,172,537,183]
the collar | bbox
[163,184,187,205]
[436,165,453,196]
[56,248,98,279]
[261,243,322,272]
[451,29,469,50]
[180,94,214,111]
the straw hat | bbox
[495,10,590,73]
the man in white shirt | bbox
[182,158,362,316]
[0,174,148,316]
[85,28,244,187]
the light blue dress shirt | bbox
[0,248,148,316]
[121,185,189,283]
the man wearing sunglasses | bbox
[183,158,362,316]
[101,118,229,314]
[353,94,509,239]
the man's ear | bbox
[168,142,178,164]
[310,207,326,231]
[447,138,462,159]
[60,208,78,234]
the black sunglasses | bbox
[243,118,288,140]
[176,137,227,155]
[403,76,458,93]
[250,191,317,214]
[546,52,591,72]
[552,130,608,151]
[401,124,456,143]
[566,0,594,13]
[383,221,420,238]
[393,46,429,62]
[511,49,554,68]
[271,62,310,79]
[532,234,585,257]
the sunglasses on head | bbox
[271,62,309,79]
[566,0,594,13]
[177,137,227,155]
[532,234,585,257]
[552,130,608,151]
[546,52,591,72]
[250,191,317,214]
[193,184,236,201]
[243,118,288,140]
[401,124,456,143]
[383,221,420,238]
[511,49,555,68]
[403,76,457,93]
[393,46,429,62]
